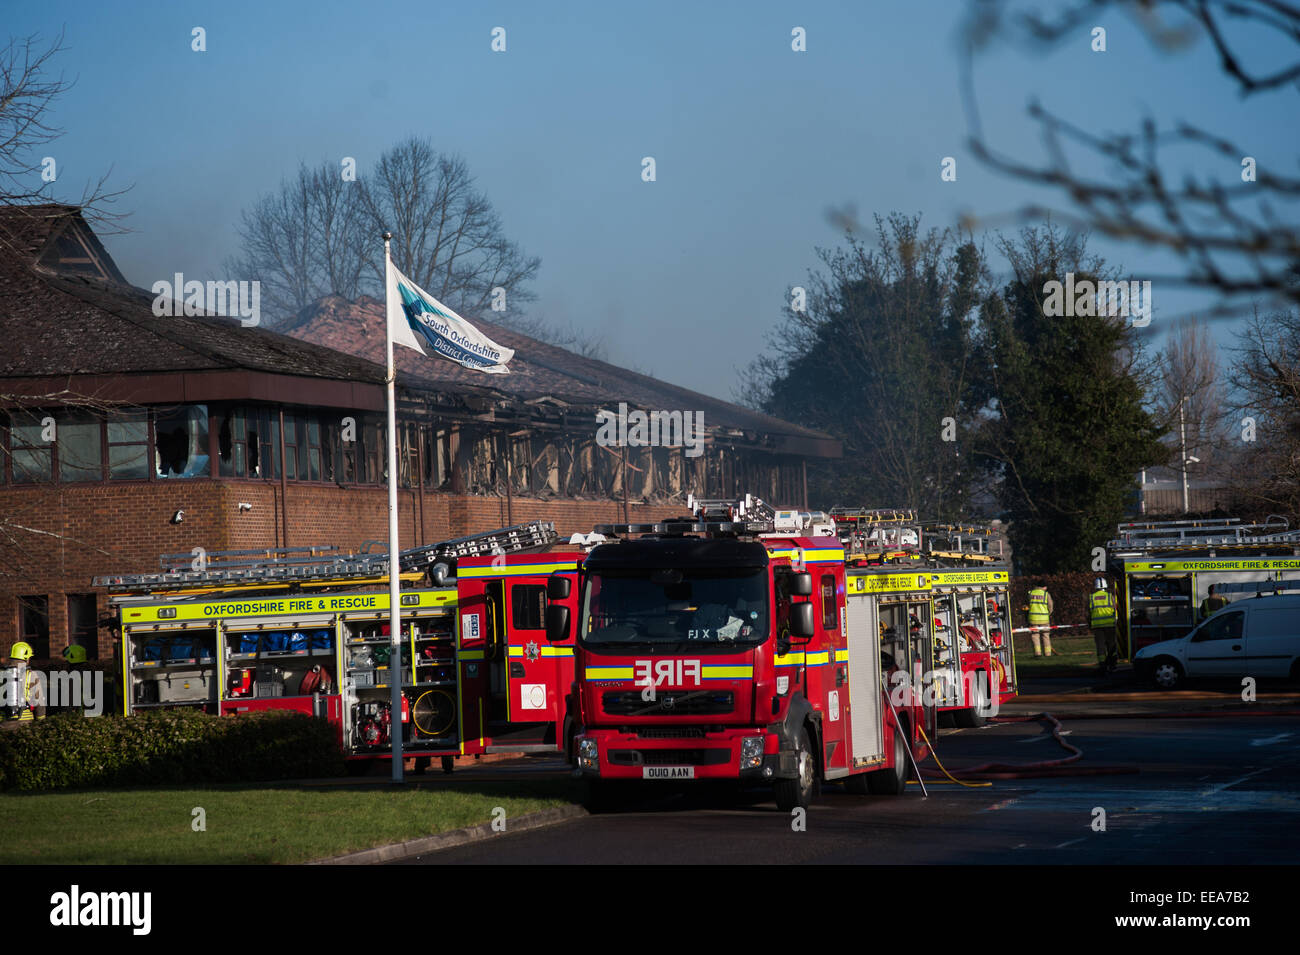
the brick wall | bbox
[0,480,689,659]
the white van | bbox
[1133,593,1300,689]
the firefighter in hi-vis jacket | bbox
[1089,578,1119,673]
[1026,586,1054,657]
[5,642,45,721]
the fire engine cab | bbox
[548,495,927,811]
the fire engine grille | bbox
[607,748,731,767]
[631,726,710,739]
[602,690,734,716]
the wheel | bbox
[774,726,818,811]
[1151,657,1183,690]
[562,713,577,764]
[953,671,989,728]
[866,721,910,795]
[413,757,430,775]
[345,760,370,777]
[441,755,455,774]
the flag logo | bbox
[385,261,514,374]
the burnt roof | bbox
[0,206,838,455]
[287,296,835,446]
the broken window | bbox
[155,405,209,479]
[216,407,277,479]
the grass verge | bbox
[0,777,576,864]
[1012,630,1106,674]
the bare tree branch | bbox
[0,29,131,232]
[959,0,1300,320]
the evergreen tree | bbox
[748,213,983,518]
[973,226,1168,573]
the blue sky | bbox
[11,0,1296,398]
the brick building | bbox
[0,205,838,661]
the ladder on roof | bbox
[831,505,924,564]
[94,520,559,595]
[685,493,775,523]
[924,523,1006,560]
[1108,516,1300,555]
[595,495,836,539]
[829,507,918,524]
[1213,579,1300,597]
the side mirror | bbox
[545,605,571,644]
[547,575,571,600]
[790,573,813,597]
[790,602,815,639]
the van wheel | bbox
[1152,658,1183,690]
[1289,660,1300,685]
[774,727,818,811]
[867,723,910,795]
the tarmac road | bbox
[391,712,1300,865]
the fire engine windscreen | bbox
[581,568,769,648]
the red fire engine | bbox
[98,522,581,770]
[546,496,927,810]
[832,510,1016,727]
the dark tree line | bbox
[742,216,1169,574]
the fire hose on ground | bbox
[914,712,1140,783]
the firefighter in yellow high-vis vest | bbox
[1026,586,1054,657]
[5,642,45,721]
[1089,578,1118,673]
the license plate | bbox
[642,766,694,779]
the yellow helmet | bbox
[10,642,34,661]
[63,644,87,664]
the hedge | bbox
[0,709,345,791]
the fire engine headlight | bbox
[741,736,764,768]
[577,738,599,770]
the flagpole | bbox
[383,231,404,784]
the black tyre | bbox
[441,755,455,774]
[866,722,910,795]
[953,671,989,728]
[774,726,818,811]
[1151,657,1183,690]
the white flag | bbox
[385,256,427,355]
[385,260,514,374]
